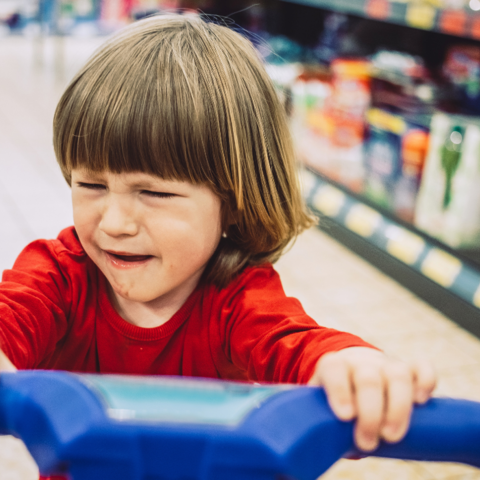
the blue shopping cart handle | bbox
[371,396,480,466]
[0,371,479,480]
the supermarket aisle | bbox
[0,35,104,270]
[2,36,480,480]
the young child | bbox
[0,13,435,462]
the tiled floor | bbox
[2,35,480,480]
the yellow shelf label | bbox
[385,225,426,265]
[345,204,382,238]
[472,285,480,309]
[367,109,406,135]
[312,185,346,217]
[405,3,436,30]
[421,248,462,288]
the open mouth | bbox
[109,253,152,262]
[105,251,153,267]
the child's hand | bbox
[0,349,16,372]
[308,347,436,452]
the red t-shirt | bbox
[0,226,372,382]
[0,227,374,480]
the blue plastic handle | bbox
[0,371,479,480]
[373,396,480,467]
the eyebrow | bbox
[128,181,162,189]
[75,173,171,190]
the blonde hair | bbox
[53,14,315,288]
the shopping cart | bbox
[1,371,479,480]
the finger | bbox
[315,354,356,421]
[353,366,384,452]
[381,363,413,443]
[0,349,16,372]
[412,359,436,404]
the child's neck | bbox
[107,279,199,329]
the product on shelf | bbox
[265,62,303,119]
[263,16,480,251]
[293,59,371,193]
[396,126,430,220]
[370,50,437,115]
[443,44,480,114]
[289,66,333,174]
[329,58,372,192]
[363,108,429,222]
[313,12,350,65]
[415,112,480,249]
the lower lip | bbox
[105,252,154,269]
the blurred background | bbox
[4,0,480,478]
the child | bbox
[0,13,435,461]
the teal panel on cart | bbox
[82,375,289,426]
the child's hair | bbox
[53,13,315,288]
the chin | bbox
[109,282,154,302]
[119,290,158,303]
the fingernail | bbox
[357,435,378,452]
[415,392,429,404]
[381,424,400,441]
[335,404,354,420]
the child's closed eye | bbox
[141,190,176,199]
[77,182,106,190]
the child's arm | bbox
[0,231,78,369]
[308,347,436,452]
[217,265,436,451]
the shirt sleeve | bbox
[0,240,73,369]
[218,265,376,384]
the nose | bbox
[99,194,139,238]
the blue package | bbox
[1,371,480,480]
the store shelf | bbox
[300,167,480,326]
[282,0,480,40]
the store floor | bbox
[2,35,480,480]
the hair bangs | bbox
[54,23,222,189]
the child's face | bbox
[71,169,223,305]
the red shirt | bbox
[1,227,374,480]
[0,226,372,382]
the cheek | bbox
[190,204,223,249]
[72,199,98,242]
[151,211,222,266]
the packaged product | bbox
[395,127,430,222]
[363,108,429,222]
[313,12,350,65]
[415,112,480,249]
[443,45,480,115]
[290,67,333,175]
[328,59,371,192]
[265,62,303,116]
[295,59,371,191]
[370,50,437,115]
[290,60,371,190]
